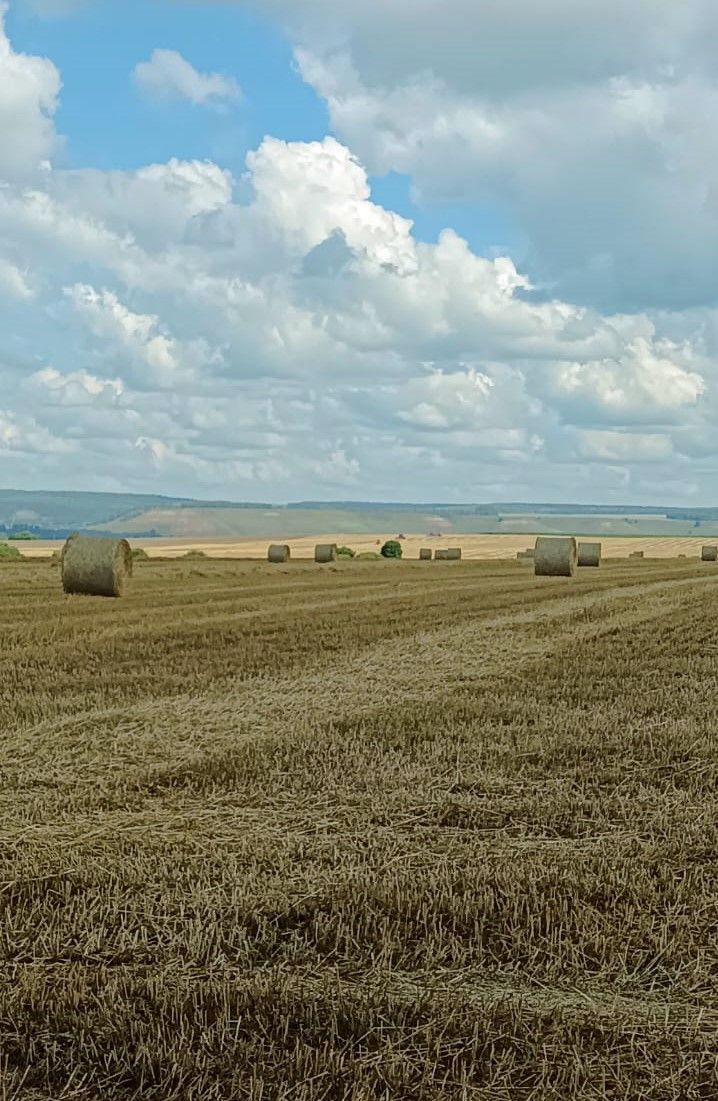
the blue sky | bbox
[6,0,523,258]
[7,1,329,172]
[0,0,716,504]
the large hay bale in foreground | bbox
[268,544,291,563]
[577,541,601,567]
[534,536,577,577]
[315,544,338,563]
[419,548,433,560]
[61,533,132,597]
[701,545,717,562]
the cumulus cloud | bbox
[133,49,241,109]
[0,258,34,299]
[32,366,124,405]
[0,2,61,179]
[222,0,718,314]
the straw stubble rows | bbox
[3,556,718,1099]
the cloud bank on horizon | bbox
[0,0,716,504]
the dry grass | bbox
[3,555,718,1098]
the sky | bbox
[1,0,718,505]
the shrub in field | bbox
[356,551,382,560]
[337,546,355,557]
[8,531,38,540]
[0,543,21,560]
[183,550,207,559]
[381,540,403,559]
[132,547,149,560]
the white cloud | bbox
[32,366,124,405]
[0,2,61,179]
[222,0,718,314]
[311,447,360,485]
[64,283,224,389]
[577,430,674,462]
[247,136,418,274]
[0,258,33,299]
[133,48,241,109]
[0,408,76,454]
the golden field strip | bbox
[17,532,718,559]
[3,555,718,1098]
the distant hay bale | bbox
[446,548,462,560]
[356,551,381,560]
[61,533,132,597]
[701,545,717,562]
[419,548,433,560]
[434,549,449,560]
[577,541,601,568]
[629,550,644,559]
[678,553,687,558]
[534,536,577,577]
[315,543,338,563]
[268,544,290,563]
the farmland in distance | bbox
[16,532,718,560]
[3,555,718,1098]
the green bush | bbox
[336,546,355,557]
[356,551,382,561]
[182,550,207,559]
[0,543,22,560]
[380,540,403,559]
[8,531,38,540]
[131,547,149,560]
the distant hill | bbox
[0,489,270,538]
[2,488,718,539]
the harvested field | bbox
[3,555,718,1098]
[17,532,718,560]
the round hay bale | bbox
[268,544,291,563]
[577,541,601,567]
[61,533,132,597]
[446,548,462,561]
[419,548,433,560]
[701,545,717,562]
[315,543,338,563]
[434,549,449,561]
[534,536,577,577]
